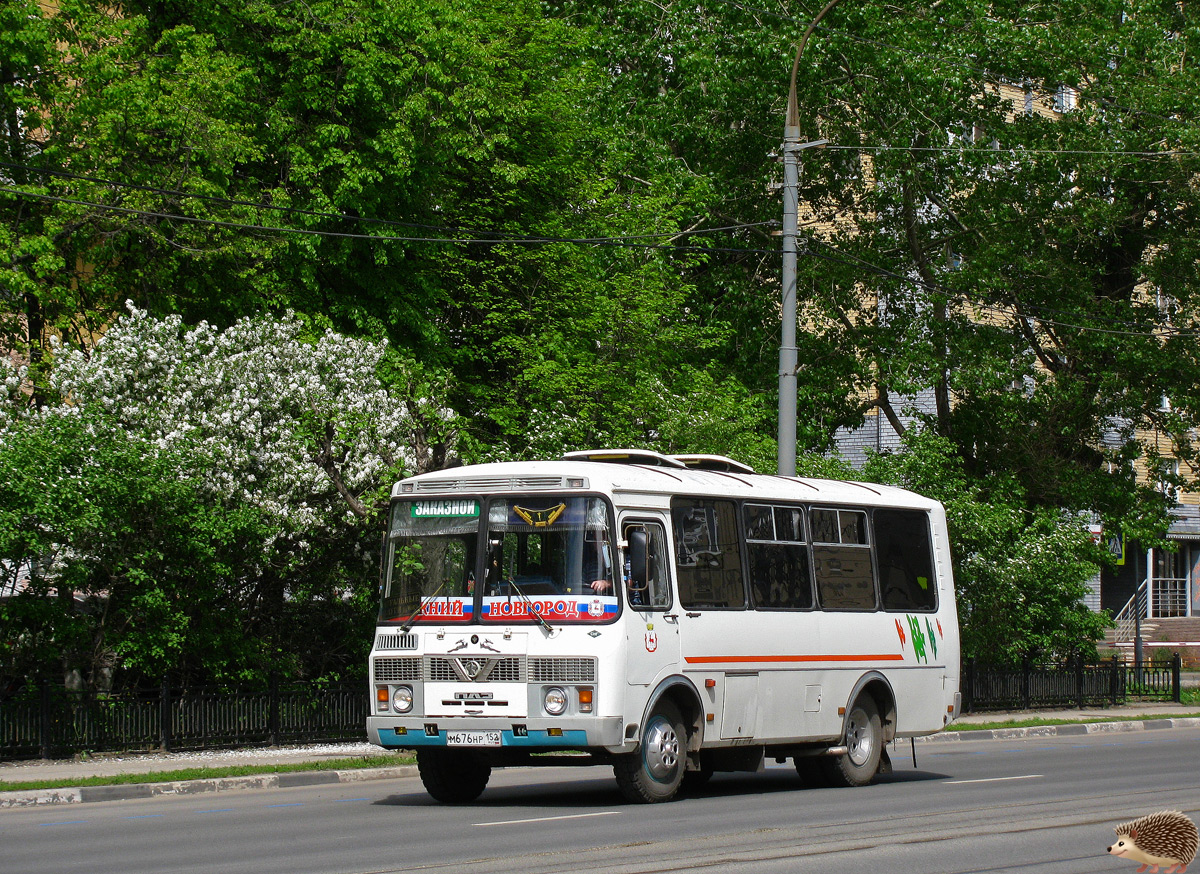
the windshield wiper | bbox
[506,578,554,634]
[397,579,448,634]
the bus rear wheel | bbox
[614,701,687,803]
[822,696,882,787]
[416,749,491,803]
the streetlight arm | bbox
[786,0,844,129]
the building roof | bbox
[1168,505,1200,540]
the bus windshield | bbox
[380,495,619,625]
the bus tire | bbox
[416,749,491,803]
[614,700,686,803]
[823,696,882,787]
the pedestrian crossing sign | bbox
[1107,533,1125,565]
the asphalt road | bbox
[3,728,1198,874]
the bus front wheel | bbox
[416,749,491,803]
[614,700,687,803]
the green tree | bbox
[0,412,270,688]
[784,0,1200,531]
[1,307,456,688]
[2,0,770,461]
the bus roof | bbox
[392,453,938,511]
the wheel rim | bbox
[644,717,681,781]
[846,707,875,767]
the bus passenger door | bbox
[622,519,680,686]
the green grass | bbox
[949,710,1200,731]
[0,753,414,793]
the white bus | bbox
[366,450,961,803]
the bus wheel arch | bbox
[843,672,896,745]
[645,676,705,753]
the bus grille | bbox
[373,657,421,682]
[529,657,596,683]
[375,633,418,650]
[426,656,525,682]
[427,657,459,682]
[378,655,593,683]
[489,657,523,682]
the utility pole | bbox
[777,0,839,477]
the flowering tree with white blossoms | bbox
[0,306,459,688]
[51,304,456,527]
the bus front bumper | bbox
[367,715,626,750]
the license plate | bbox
[446,730,502,747]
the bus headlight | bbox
[543,686,568,716]
[392,685,414,714]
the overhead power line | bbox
[825,145,1200,159]
[799,238,1200,340]
[8,179,1193,341]
[0,184,774,253]
[0,160,769,246]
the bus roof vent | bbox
[562,449,688,469]
[669,454,756,474]
[404,475,575,493]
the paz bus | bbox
[366,450,961,803]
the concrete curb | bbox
[0,765,419,809]
[921,716,1200,742]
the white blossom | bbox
[4,304,457,549]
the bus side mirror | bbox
[627,529,649,592]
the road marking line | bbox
[476,812,621,827]
[945,774,1043,784]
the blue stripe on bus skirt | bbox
[377,729,589,747]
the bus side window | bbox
[875,509,937,611]
[624,522,671,610]
[745,504,813,610]
[671,498,745,609]
[813,509,875,610]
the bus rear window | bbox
[875,509,937,611]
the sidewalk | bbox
[3,702,1199,808]
[0,741,418,808]
[948,700,1200,736]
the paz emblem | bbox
[645,629,658,653]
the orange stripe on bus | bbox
[684,654,904,664]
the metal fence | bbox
[2,656,1185,758]
[0,681,367,760]
[962,654,1183,712]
